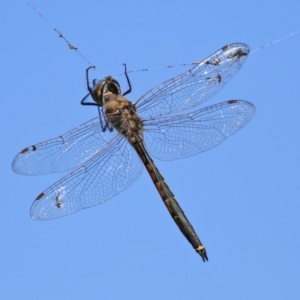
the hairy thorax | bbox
[103,94,144,144]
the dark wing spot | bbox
[228,100,238,104]
[20,148,29,154]
[36,193,45,200]
[222,44,231,51]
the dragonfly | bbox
[12,43,255,262]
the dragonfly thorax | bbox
[103,95,144,143]
[92,76,121,106]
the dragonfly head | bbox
[92,76,121,106]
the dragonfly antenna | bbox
[27,2,93,66]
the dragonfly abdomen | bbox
[133,141,208,262]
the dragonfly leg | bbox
[122,63,132,96]
[86,66,96,94]
[81,66,99,106]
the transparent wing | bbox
[30,135,143,220]
[143,100,255,160]
[12,117,117,175]
[135,43,250,119]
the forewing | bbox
[135,43,250,119]
[30,135,143,220]
[12,117,117,175]
[143,100,255,160]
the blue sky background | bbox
[1,1,299,299]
